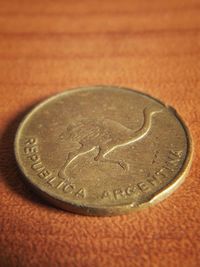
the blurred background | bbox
[0,0,199,267]
[1,0,199,104]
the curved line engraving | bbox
[58,146,97,180]
[58,105,163,179]
[103,105,162,157]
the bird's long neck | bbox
[129,107,156,142]
[106,107,157,154]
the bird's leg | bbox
[118,159,129,170]
[102,157,129,171]
[58,151,79,180]
[59,145,98,179]
[94,147,129,171]
[94,146,101,161]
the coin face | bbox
[14,86,192,215]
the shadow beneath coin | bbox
[0,100,74,215]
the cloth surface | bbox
[0,0,200,266]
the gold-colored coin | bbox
[14,86,193,216]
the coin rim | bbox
[14,86,193,215]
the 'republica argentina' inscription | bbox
[24,137,183,202]
[23,137,86,199]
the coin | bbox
[14,86,193,216]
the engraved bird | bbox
[58,105,164,179]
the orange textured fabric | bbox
[0,1,200,267]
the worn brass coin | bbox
[14,86,192,216]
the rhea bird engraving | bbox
[58,105,163,179]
